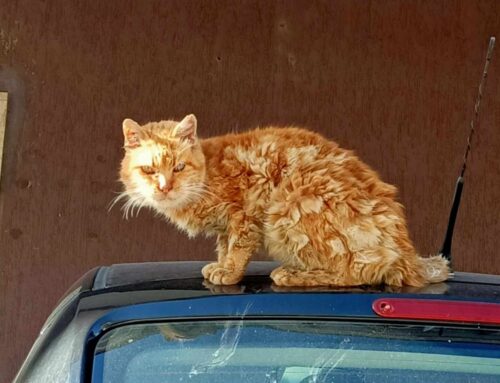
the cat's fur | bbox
[118,114,450,287]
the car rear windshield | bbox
[92,320,500,383]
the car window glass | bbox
[93,320,500,383]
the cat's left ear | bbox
[172,114,197,143]
[122,118,141,149]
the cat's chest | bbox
[171,216,201,238]
[169,209,225,238]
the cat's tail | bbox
[418,254,452,284]
[396,254,451,287]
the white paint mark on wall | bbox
[0,92,8,185]
[0,29,17,55]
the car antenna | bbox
[439,36,496,266]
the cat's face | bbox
[118,114,206,214]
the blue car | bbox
[14,261,500,383]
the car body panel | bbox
[14,262,500,383]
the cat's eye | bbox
[140,166,156,175]
[173,161,185,172]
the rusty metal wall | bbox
[1,1,500,380]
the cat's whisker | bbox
[182,182,219,202]
[121,193,145,220]
[183,191,211,205]
[182,187,205,195]
[122,199,136,220]
[134,198,149,217]
[108,191,130,212]
[181,186,208,198]
[122,201,132,220]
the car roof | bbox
[88,261,500,299]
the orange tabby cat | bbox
[117,114,450,287]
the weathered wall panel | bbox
[1,1,500,381]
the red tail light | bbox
[373,298,500,325]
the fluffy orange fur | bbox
[117,114,450,287]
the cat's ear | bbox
[172,114,197,143]
[122,118,141,149]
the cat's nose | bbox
[158,183,173,193]
[158,174,173,193]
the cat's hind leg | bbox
[271,266,361,287]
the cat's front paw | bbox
[208,268,244,285]
[202,262,221,279]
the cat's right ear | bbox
[122,118,141,149]
[172,114,197,143]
